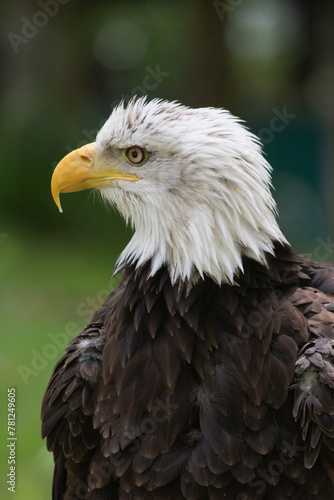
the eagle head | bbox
[51,97,286,285]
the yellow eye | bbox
[125,146,147,165]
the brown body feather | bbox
[41,242,334,499]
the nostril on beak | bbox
[79,154,91,164]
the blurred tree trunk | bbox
[179,0,237,110]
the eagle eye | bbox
[125,146,147,165]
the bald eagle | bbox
[42,98,334,499]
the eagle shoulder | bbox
[41,323,108,499]
[293,338,334,478]
[291,258,334,482]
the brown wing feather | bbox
[42,243,334,498]
[293,338,334,476]
[41,323,115,499]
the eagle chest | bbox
[92,264,298,471]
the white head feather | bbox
[96,97,287,285]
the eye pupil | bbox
[125,146,146,165]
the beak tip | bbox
[52,190,63,213]
[56,198,63,213]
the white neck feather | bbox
[113,190,285,286]
[98,99,287,286]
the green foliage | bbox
[0,231,122,499]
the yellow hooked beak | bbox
[51,142,140,212]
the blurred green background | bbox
[1,0,334,498]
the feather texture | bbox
[42,243,334,498]
[43,99,334,498]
